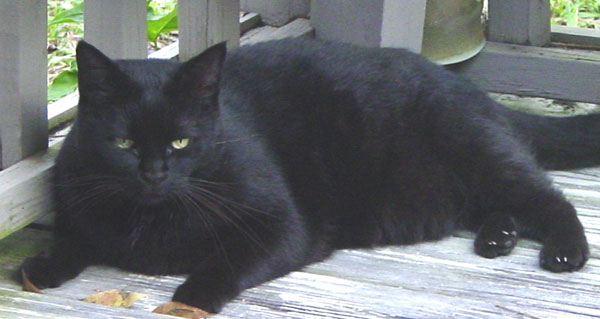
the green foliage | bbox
[147,1,178,43]
[47,0,178,102]
[550,0,600,29]
[48,2,83,26]
[47,0,83,102]
[48,69,79,101]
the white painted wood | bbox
[0,0,47,169]
[311,0,426,52]
[241,0,310,27]
[380,0,426,52]
[488,0,551,46]
[311,0,385,48]
[83,0,147,59]
[178,0,241,61]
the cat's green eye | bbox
[171,138,190,150]
[115,138,134,149]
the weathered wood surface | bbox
[0,144,60,240]
[450,41,600,104]
[178,0,241,61]
[1,167,599,318]
[551,25,600,48]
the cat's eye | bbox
[115,138,134,149]
[171,138,190,150]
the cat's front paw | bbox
[539,241,589,272]
[18,252,69,290]
[173,281,229,314]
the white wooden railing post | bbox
[488,0,551,46]
[0,0,48,169]
[311,0,427,53]
[84,0,148,59]
[179,0,241,61]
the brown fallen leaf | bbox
[81,289,147,308]
[152,302,212,318]
[21,269,43,294]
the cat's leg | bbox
[474,213,518,258]
[18,238,93,289]
[437,118,589,272]
[467,140,588,272]
[172,218,310,313]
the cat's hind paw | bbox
[474,214,518,259]
[539,241,589,272]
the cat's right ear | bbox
[76,41,135,105]
[167,42,227,109]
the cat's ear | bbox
[76,40,136,104]
[168,42,227,107]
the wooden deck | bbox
[1,167,599,318]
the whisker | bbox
[183,185,270,254]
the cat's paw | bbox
[474,215,518,258]
[539,241,589,272]
[172,281,229,314]
[18,252,68,290]
[15,252,79,289]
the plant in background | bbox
[550,0,600,29]
[47,0,83,101]
[47,0,178,102]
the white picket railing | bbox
[0,0,240,171]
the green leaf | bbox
[48,70,78,102]
[147,6,178,43]
[48,3,84,26]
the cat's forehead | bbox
[115,59,179,90]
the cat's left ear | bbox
[168,42,227,105]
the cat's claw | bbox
[539,243,589,272]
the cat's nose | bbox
[141,170,167,184]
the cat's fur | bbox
[20,38,599,312]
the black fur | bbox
[19,38,599,312]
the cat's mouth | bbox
[136,183,172,205]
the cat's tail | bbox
[503,108,600,170]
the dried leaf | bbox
[21,269,43,294]
[81,289,147,308]
[152,302,212,318]
[122,292,147,308]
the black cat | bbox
[20,38,599,313]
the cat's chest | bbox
[97,213,211,274]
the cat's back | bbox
[222,38,441,95]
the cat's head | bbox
[72,40,227,205]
